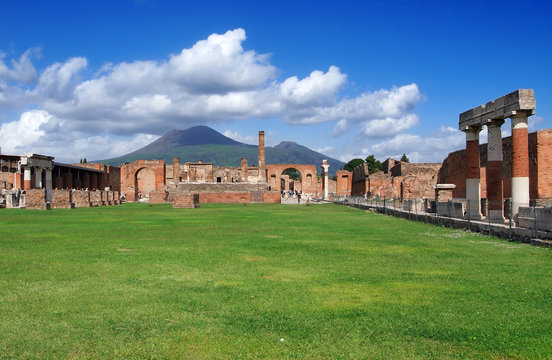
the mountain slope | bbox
[96,126,344,175]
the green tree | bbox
[365,154,382,173]
[344,158,365,172]
[400,153,409,163]
[83,158,87,163]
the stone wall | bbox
[25,189,48,210]
[120,160,166,202]
[51,190,73,209]
[73,190,91,207]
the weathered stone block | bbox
[149,190,168,203]
[517,206,552,232]
[25,189,49,210]
[436,201,464,217]
[51,190,74,209]
[73,190,91,207]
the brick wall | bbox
[51,190,73,209]
[199,192,253,203]
[262,191,281,203]
[149,190,168,203]
[173,193,200,208]
[336,170,352,196]
[440,129,551,201]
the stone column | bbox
[240,158,248,182]
[486,120,505,222]
[463,126,482,219]
[258,131,266,182]
[23,166,31,190]
[321,160,329,200]
[510,112,531,217]
[35,167,43,188]
[45,168,53,202]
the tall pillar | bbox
[510,112,531,218]
[486,120,505,222]
[45,168,53,202]
[463,126,482,219]
[321,160,329,200]
[240,158,248,182]
[173,157,180,183]
[35,167,43,188]
[23,166,31,190]
[258,131,266,182]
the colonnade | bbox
[460,89,535,222]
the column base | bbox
[487,210,505,223]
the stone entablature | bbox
[459,89,535,130]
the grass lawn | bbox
[0,203,551,359]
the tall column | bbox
[35,167,43,188]
[23,166,31,190]
[510,112,531,218]
[321,160,329,200]
[258,131,266,182]
[240,158,248,182]
[486,120,505,222]
[45,168,53,202]
[173,157,180,183]
[463,126,482,219]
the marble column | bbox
[321,160,329,200]
[486,120,505,222]
[510,112,531,217]
[464,126,482,219]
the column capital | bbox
[461,125,482,134]
[508,109,535,120]
[485,118,505,128]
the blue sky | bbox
[0,0,550,164]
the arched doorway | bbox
[281,168,302,193]
[135,167,156,200]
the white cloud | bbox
[361,114,419,138]
[222,130,256,145]
[0,28,427,160]
[369,126,464,162]
[0,110,158,162]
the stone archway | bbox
[265,164,318,195]
[120,160,166,202]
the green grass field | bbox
[1,203,551,359]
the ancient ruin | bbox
[459,89,536,222]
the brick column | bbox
[258,131,266,182]
[240,158,248,182]
[173,157,180,183]
[23,166,31,190]
[486,120,505,222]
[463,126,482,219]
[510,112,531,217]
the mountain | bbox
[95,126,345,175]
